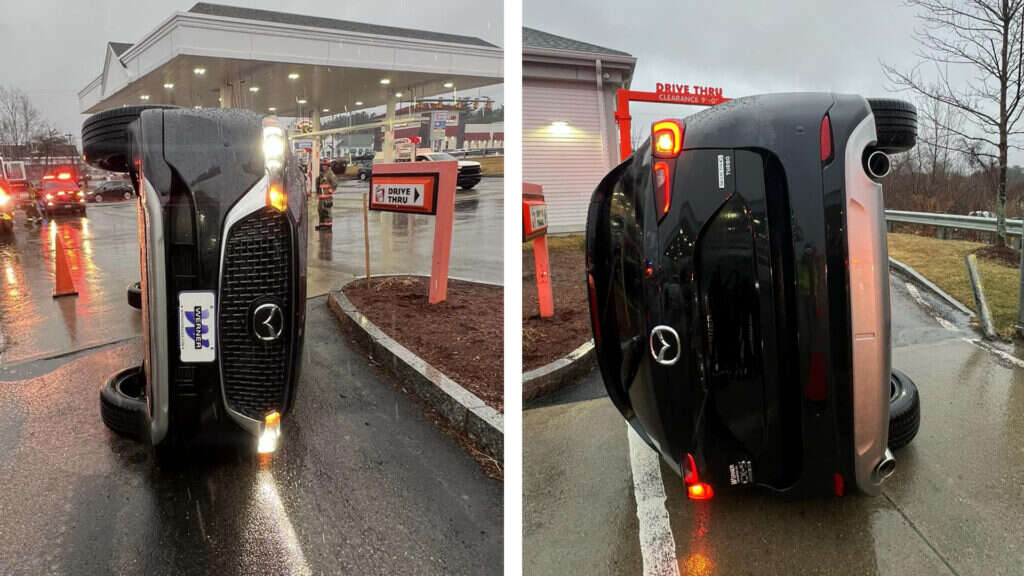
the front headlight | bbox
[0,194,8,207]
[263,117,287,212]
[263,122,286,172]
[45,193,53,200]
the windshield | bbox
[427,152,457,161]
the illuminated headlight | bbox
[257,411,282,454]
[0,194,8,207]
[263,123,286,172]
[45,193,53,200]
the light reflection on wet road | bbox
[0,178,502,364]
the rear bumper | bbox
[845,114,892,495]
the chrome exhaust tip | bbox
[866,150,891,179]
[874,448,896,483]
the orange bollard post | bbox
[52,233,78,298]
[533,235,554,318]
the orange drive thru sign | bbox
[523,183,553,318]
[370,161,457,303]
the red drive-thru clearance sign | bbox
[370,161,457,303]
[615,84,730,161]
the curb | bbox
[327,280,503,460]
[522,340,596,403]
[889,257,975,317]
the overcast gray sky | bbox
[0,0,502,141]
[524,0,1024,162]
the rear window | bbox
[43,181,75,191]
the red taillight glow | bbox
[820,115,832,163]
[653,161,671,217]
[833,473,845,496]
[688,482,713,501]
[57,172,72,181]
[652,119,683,158]
[684,453,698,485]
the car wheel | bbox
[867,98,917,153]
[889,369,921,449]
[127,281,142,310]
[94,193,103,203]
[99,365,148,441]
[82,105,175,173]
[123,190,132,200]
[359,172,368,181]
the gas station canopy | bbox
[78,3,503,117]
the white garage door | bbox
[524,79,608,234]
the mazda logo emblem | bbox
[649,325,681,366]
[252,302,284,342]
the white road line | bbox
[905,282,928,308]
[963,337,1024,369]
[627,424,680,576]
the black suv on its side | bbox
[586,94,921,499]
[84,106,308,459]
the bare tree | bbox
[883,0,1024,246]
[0,85,44,146]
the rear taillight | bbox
[820,114,833,163]
[683,452,713,501]
[652,120,683,159]
[651,119,683,223]
[653,161,671,218]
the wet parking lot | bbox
[0,178,504,575]
[524,276,1024,576]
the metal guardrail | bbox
[885,210,1024,237]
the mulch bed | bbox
[973,244,1020,267]
[343,276,503,412]
[523,237,590,371]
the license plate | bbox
[178,291,216,362]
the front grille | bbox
[460,165,482,176]
[220,208,292,420]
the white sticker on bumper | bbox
[179,291,216,362]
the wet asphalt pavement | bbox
[524,274,1024,576]
[0,178,502,364]
[0,179,504,575]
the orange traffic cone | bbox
[52,234,78,298]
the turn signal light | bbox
[688,482,714,501]
[268,185,287,212]
[652,119,683,158]
[258,410,282,454]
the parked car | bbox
[83,106,307,461]
[87,179,134,202]
[415,151,482,189]
[356,161,373,181]
[39,172,86,217]
[319,156,349,176]
[585,94,920,499]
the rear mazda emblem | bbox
[650,325,681,366]
[253,303,284,341]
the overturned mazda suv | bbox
[84,106,307,459]
[586,94,921,499]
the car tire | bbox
[889,369,921,449]
[127,281,142,310]
[867,98,917,153]
[460,183,476,190]
[82,105,175,173]
[99,365,148,441]
[359,172,368,181]
[123,190,133,200]
[94,193,103,203]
